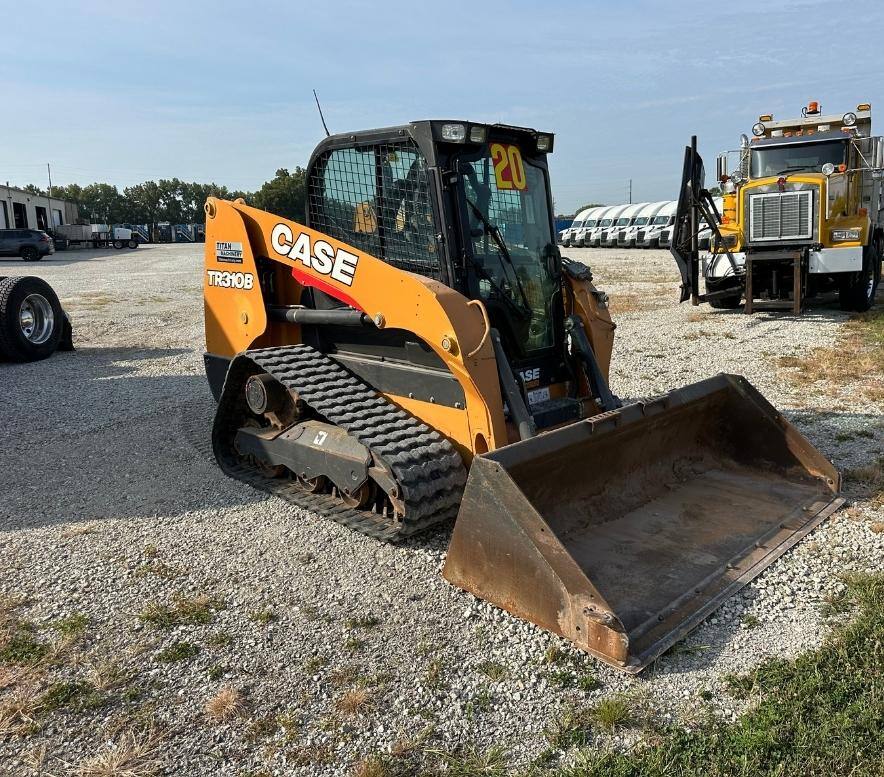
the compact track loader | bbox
[204,121,842,671]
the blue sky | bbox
[3,0,883,212]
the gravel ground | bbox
[0,244,882,775]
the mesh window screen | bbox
[308,141,443,280]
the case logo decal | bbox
[271,224,359,286]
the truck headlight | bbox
[830,228,861,242]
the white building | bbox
[1,183,79,231]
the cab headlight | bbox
[752,122,766,137]
[842,112,857,127]
[830,228,861,242]
[441,123,467,142]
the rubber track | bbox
[213,345,467,541]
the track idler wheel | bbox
[297,474,328,493]
[340,481,375,509]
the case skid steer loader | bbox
[204,121,842,672]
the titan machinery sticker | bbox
[206,270,254,289]
[215,241,244,263]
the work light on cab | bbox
[441,123,467,142]
[536,134,554,152]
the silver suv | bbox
[0,229,56,261]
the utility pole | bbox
[627,179,632,204]
[46,163,54,229]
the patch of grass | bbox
[304,655,327,673]
[244,715,278,742]
[352,755,395,777]
[287,743,333,766]
[742,613,761,629]
[330,665,360,688]
[425,658,445,689]
[345,636,364,652]
[844,456,884,503]
[138,594,223,628]
[206,665,225,681]
[143,544,159,559]
[588,695,634,732]
[425,744,508,776]
[76,727,163,776]
[41,680,100,711]
[466,688,493,720]
[61,523,100,538]
[155,641,200,663]
[0,625,49,665]
[134,560,180,579]
[560,572,884,776]
[251,608,277,625]
[475,660,507,681]
[777,308,884,403]
[52,612,90,637]
[205,685,246,723]
[336,687,371,716]
[0,685,43,737]
[346,613,381,629]
[206,631,233,647]
[544,704,595,750]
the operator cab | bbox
[304,120,573,424]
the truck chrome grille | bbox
[749,190,813,242]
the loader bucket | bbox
[443,374,842,672]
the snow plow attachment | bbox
[443,374,842,672]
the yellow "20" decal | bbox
[491,143,527,191]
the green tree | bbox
[252,168,307,223]
[78,183,127,223]
[123,181,163,223]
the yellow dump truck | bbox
[672,102,884,313]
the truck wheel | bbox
[20,246,38,262]
[706,278,743,309]
[0,276,64,362]
[113,240,124,249]
[128,239,138,249]
[839,244,880,312]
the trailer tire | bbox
[839,244,880,312]
[127,239,138,249]
[0,276,64,362]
